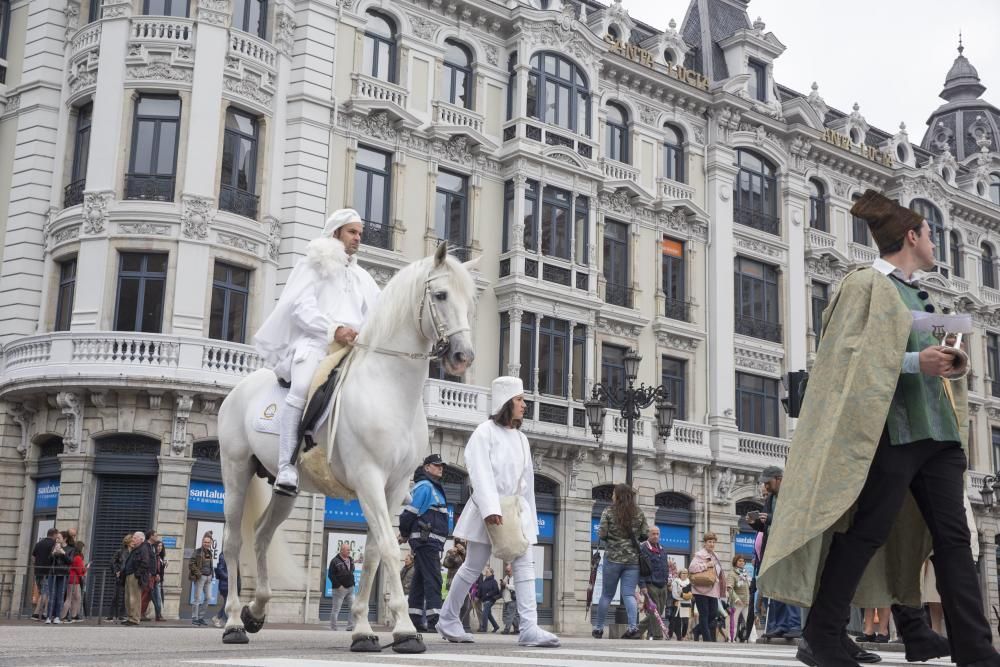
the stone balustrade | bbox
[658,178,695,201]
[600,158,640,184]
[1,332,262,396]
[351,74,408,109]
[806,227,836,250]
[849,242,879,265]
[737,433,790,461]
[229,29,276,71]
[433,101,484,134]
[71,22,102,58]
[130,17,194,45]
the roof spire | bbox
[958,30,964,55]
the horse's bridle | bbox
[418,271,471,360]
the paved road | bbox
[0,623,935,667]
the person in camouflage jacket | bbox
[592,484,649,639]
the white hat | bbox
[491,376,524,416]
[323,208,362,237]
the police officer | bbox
[399,453,449,632]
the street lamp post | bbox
[583,349,676,487]
[978,475,1000,510]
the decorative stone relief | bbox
[484,44,499,66]
[172,393,194,455]
[101,0,132,19]
[148,393,163,410]
[56,392,83,453]
[734,345,783,375]
[223,71,274,107]
[127,56,194,83]
[363,263,397,288]
[900,175,948,208]
[217,232,259,254]
[597,316,640,339]
[639,105,658,125]
[517,21,597,72]
[180,196,213,239]
[82,192,112,234]
[119,222,170,236]
[805,256,847,283]
[532,451,544,472]
[598,188,633,216]
[657,208,707,241]
[10,402,37,459]
[201,397,220,415]
[711,467,736,505]
[196,0,230,26]
[264,215,281,261]
[90,391,108,408]
[735,235,786,262]
[274,9,296,57]
[64,3,80,40]
[52,226,82,245]
[3,94,21,114]
[832,180,852,198]
[655,331,700,351]
[408,14,439,40]
[569,449,587,491]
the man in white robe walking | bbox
[254,209,380,495]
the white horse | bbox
[216,243,477,653]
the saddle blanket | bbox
[251,383,289,435]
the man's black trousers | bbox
[808,436,995,665]
[408,544,443,623]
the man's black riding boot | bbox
[408,614,428,633]
[799,533,872,667]
[891,604,948,662]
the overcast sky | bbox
[622,0,1000,147]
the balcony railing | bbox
[734,206,780,236]
[432,101,484,134]
[658,178,694,201]
[663,297,691,322]
[64,180,86,208]
[849,242,879,265]
[131,17,194,44]
[71,22,102,58]
[806,227,836,251]
[219,185,260,220]
[1,332,263,395]
[735,315,782,343]
[124,174,175,202]
[362,221,393,251]
[351,73,408,109]
[600,158,640,184]
[228,29,276,70]
[604,282,634,308]
[738,432,790,461]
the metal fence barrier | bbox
[0,564,116,623]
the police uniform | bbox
[399,453,449,631]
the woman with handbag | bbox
[591,483,649,640]
[437,376,560,648]
[688,532,725,642]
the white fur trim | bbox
[306,237,349,278]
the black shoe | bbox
[621,628,641,639]
[765,629,787,639]
[591,628,603,639]
[891,604,950,662]
[842,634,882,664]
[501,627,510,635]
[859,634,876,643]
[785,628,803,640]
[873,634,889,644]
[797,638,863,667]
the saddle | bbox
[293,342,352,461]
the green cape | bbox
[757,268,968,608]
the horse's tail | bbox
[237,473,307,592]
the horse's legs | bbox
[222,462,253,633]
[353,481,416,637]
[349,530,381,636]
[248,492,297,620]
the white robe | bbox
[453,420,539,547]
[254,237,380,381]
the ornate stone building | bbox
[1,0,1000,632]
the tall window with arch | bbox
[808,178,827,232]
[909,199,945,265]
[982,243,996,290]
[734,149,778,235]
[363,10,397,83]
[950,230,963,278]
[662,124,684,183]
[442,40,473,109]
[604,102,629,163]
[526,52,591,135]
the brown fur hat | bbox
[850,189,924,253]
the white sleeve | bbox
[466,425,501,519]
[522,434,538,521]
[292,284,334,339]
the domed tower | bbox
[921,37,1000,160]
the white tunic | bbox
[453,420,539,546]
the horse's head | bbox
[420,242,477,376]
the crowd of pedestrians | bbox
[29,527,86,624]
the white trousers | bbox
[286,345,325,410]
[441,541,539,631]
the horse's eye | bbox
[434,291,448,302]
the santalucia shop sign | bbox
[603,34,710,92]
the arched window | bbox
[527,52,591,135]
[442,39,473,109]
[808,178,827,232]
[363,10,397,83]
[909,199,945,263]
[607,25,620,41]
[950,230,963,278]
[734,149,779,235]
[851,192,870,246]
[982,243,996,289]
[990,173,1000,206]
[605,102,629,163]
[663,123,684,182]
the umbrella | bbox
[643,595,670,638]
[585,549,601,619]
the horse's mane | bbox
[357,253,475,351]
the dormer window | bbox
[664,50,675,65]
[607,25,621,41]
[748,59,767,102]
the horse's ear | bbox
[462,256,481,273]
[434,241,448,267]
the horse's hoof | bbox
[391,633,426,654]
[222,627,249,644]
[240,605,266,634]
[349,634,381,652]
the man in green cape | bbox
[758,190,999,667]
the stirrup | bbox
[273,482,299,497]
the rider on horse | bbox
[253,208,381,496]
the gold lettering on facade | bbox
[603,35,708,91]
[821,128,894,167]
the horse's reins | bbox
[352,270,469,361]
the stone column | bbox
[783,171,809,391]
[507,308,523,377]
[556,496,593,634]
[468,173,482,254]
[511,174,527,253]
[155,455,194,619]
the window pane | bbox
[434,192,448,239]
[121,253,143,272]
[557,85,570,128]
[537,335,550,393]
[356,147,388,171]
[574,199,588,264]
[221,133,236,187]
[233,0,246,30]
[527,74,538,118]
[115,278,140,330]
[438,171,463,193]
[137,97,180,117]
[552,202,568,258]
[544,81,557,124]
[132,120,156,173]
[369,173,386,224]
[247,0,262,36]
[209,286,226,339]
[145,0,166,14]
[551,335,565,396]
[519,323,533,390]
[366,11,393,38]
[499,314,510,375]
[226,290,247,342]
[146,254,168,273]
[213,263,227,283]
[444,41,468,67]
[523,197,536,251]
[141,279,165,333]
[572,326,585,400]
[231,266,249,288]
[155,121,177,174]
[455,70,468,107]
[353,171,369,219]
[236,137,254,189]
[376,42,391,80]
[363,37,375,76]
